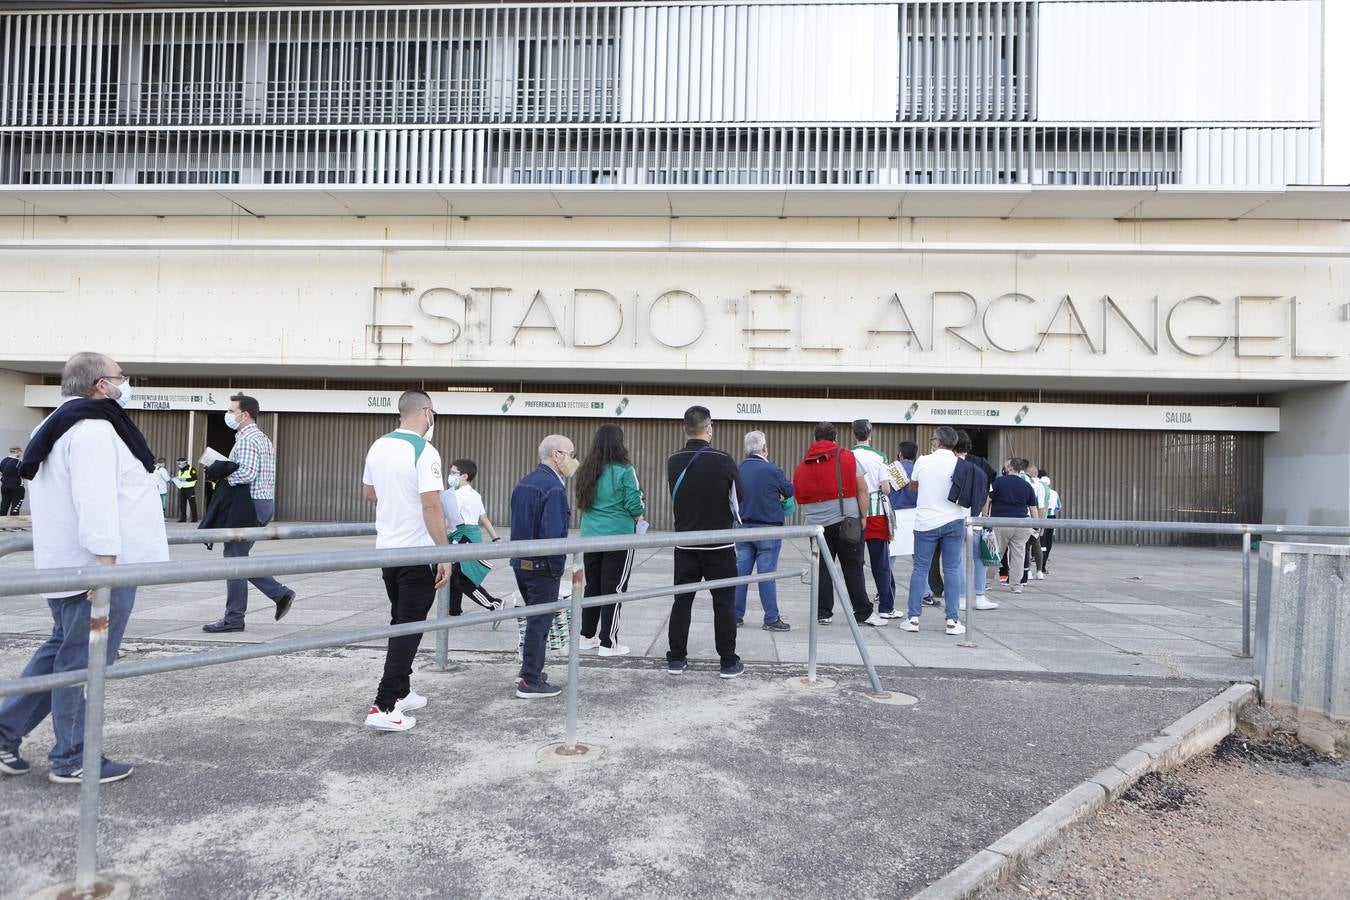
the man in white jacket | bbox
[0,351,168,784]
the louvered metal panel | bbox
[1041,428,1263,548]
[1,123,1236,187]
[899,1,1034,122]
[1181,127,1321,187]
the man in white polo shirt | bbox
[360,390,450,732]
[901,425,967,636]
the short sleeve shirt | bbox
[456,485,486,522]
[852,445,890,518]
[990,475,1037,518]
[362,430,443,549]
[911,449,964,532]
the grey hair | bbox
[538,434,568,462]
[744,430,767,455]
[933,425,960,449]
[61,351,112,398]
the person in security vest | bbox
[175,456,198,523]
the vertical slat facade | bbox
[0,3,1322,188]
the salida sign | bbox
[367,284,1344,360]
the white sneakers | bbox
[902,617,921,632]
[877,610,906,619]
[395,691,426,713]
[863,612,889,627]
[1035,570,1046,580]
[946,619,967,635]
[598,643,631,657]
[365,705,415,732]
[578,636,601,651]
[974,595,999,610]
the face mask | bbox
[176,461,186,468]
[224,412,240,431]
[446,473,461,490]
[424,418,435,443]
[108,378,132,409]
[558,455,580,478]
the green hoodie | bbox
[579,463,645,537]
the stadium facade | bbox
[0,0,1347,537]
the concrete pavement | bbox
[0,534,1255,681]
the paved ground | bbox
[0,533,1254,681]
[0,639,1227,900]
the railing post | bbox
[434,583,449,671]
[807,532,821,684]
[960,524,978,648]
[562,552,584,753]
[1240,530,1253,659]
[76,586,112,896]
[816,544,887,696]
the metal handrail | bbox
[0,520,378,559]
[960,516,1350,662]
[1,523,868,898]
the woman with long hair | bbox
[575,423,646,656]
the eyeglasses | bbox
[101,373,129,383]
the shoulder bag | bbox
[834,449,863,544]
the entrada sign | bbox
[369,286,1342,359]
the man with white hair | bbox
[508,433,576,698]
[0,351,168,782]
[734,430,794,632]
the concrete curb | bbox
[910,682,1257,900]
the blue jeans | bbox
[734,531,783,624]
[223,498,290,626]
[515,568,561,685]
[0,587,135,771]
[908,519,966,622]
[866,537,895,614]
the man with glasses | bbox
[202,393,296,633]
[0,352,167,783]
[508,434,577,698]
[360,391,451,731]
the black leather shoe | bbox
[274,591,295,622]
[202,619,244,634]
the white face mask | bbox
[224,412,240,430]
[424,411,435,443]
[106,377,132,409]
[446,472,461,489]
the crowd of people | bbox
[1,351,1066,773]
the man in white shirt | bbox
[360,390,451,732]
[901,426,967,636]
[0,352,168,783]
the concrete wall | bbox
[1263,383,1350,528]
[0,368,43,452]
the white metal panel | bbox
[1181,128,1321,186]
[1038,1,1321,123]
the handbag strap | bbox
[834,448,847,518]
[671,445,710,499]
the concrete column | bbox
[1263,383,1350,529]
[0,369,44,451]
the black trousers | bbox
[1041,516,1056,568]
[446,536,500,615]
[177,489,198,522]
[374,564,436,712]
[668,547,739,667]
[928,547,945,597]
[0,486,22,516]
[582,548,633,648]
[817,522,874,622]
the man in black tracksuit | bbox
[665,405,745,678]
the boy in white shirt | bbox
[446,459,505,615]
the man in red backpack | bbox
[792,422,886,628]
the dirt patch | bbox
[985,738,1350,900]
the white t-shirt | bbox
[29,405,170,598]
[455,484,486,523]
[852,444,890,517]
[362,429,444,549]
[911,448,965,532]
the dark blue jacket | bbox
[509,464,570,576]
[948,458,991,511]
[889,459,916,510]
[738,455,794,526]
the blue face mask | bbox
[224,412,240,431]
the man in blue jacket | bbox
[509,434,576,699]
[734,430,794,631]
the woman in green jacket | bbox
[576,424,646,656]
